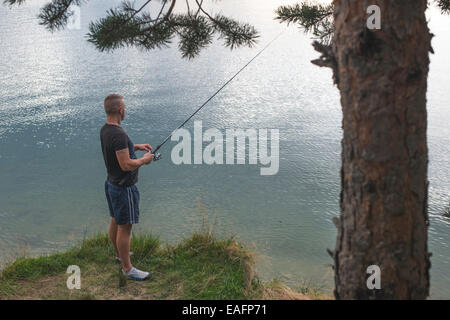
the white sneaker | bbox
[122,267,151,281]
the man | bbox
[100,94,154,281]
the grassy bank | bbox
[0,232,328,300]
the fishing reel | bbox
[153,152,162,161]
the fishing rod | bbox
[151,31,284,161]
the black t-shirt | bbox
[100,124,138,187]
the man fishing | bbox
[100,93,154,281]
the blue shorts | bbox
[105,180,140,225]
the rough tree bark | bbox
[324,0,432,299]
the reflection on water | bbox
[0,0,449,298]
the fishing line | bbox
[151,31,284,161]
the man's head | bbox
[104,94,125,121]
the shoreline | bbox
[0,232,330,300]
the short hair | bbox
[104,94,124,115]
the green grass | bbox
[0,232,324,300]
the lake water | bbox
[0,0,449,298]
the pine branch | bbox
[87,0,258,58]
[155,0,169,21]
[275,2,333,44]
[4,0,259,59]
[172,14,213,58]
[194,0,203,17]
[436,0,450,14]
[194,0,258,49]
[276,1,449,45]
[38,0,86,31]
[3,0,27,6]
[210,14,258,49]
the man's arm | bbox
[116,148,153,172]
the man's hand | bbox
[135,144,152,152]
[142,151,154,165]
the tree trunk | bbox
[330,0,432,299]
